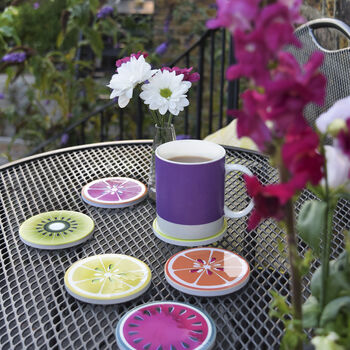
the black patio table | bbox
[0,140,347,350]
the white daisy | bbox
[140,70,192,116]
[107,55,157,108]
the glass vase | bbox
[148,124,176,201]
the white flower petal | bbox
[316,95,350,133]
[110,89,119,99]
[118,94,130,108]
[138,70,192,116]
[323,145,350,190]
[108,55,155,101]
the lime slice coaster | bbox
[19,211,94,250]
[81,177,147,208]
[64,254,152,305]
[165,247,250,297]
[116,301,216,350]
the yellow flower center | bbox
[160,88,172,98]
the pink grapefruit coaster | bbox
[115,301,216,350]
[165,247,250,297]
[81,177,147,208]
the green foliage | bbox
[303,296,320,328]
[297,200,327,256]
[0,0,157,154]
[304,242,350,348]
[270,290,306,349]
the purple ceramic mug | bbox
[153,140,253,245]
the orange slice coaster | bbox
[81,177,147,208]
[165,247,250,297]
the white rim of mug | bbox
[155,140,226,165]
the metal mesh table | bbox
[0,141,347,350]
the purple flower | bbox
[155,42,168,56]
[0,93,4,100]
[2,52,26,63]
[33,2,40,9]
[176,134,191,140]
[60,133,69,145]
[163,14,172,33]
[97,6,114,19]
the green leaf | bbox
[56,30,65,48]
[302,296,321,328]
[84,28,103,57]
[320,297,350,326]
[297,200,327,256]
[307,184,326,200]
[311,265,322,300]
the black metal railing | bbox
[26,28,238,156]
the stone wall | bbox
[301,0,350,50]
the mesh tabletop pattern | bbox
[0,141,347,350]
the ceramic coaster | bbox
[81,177,147,208]
[165,247,250,297]
[64,254,151,305]
[116,301,216,350]
[152,218,227,247]
[19,210,94,250]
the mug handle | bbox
[224,164,254,219]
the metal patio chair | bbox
[290,18,350,128]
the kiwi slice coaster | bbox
[19,210,95,250]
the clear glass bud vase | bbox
[148,124,176,201]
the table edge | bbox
[0,140,266,171]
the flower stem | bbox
[155,110,163,127]
[167,113,172,127]
[319,142,333,310]
[280,165,303,350]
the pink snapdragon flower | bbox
[278,0,304,24]
[244,175,295,230]
[206,0,260,33]
[282,127,324,188]
[115,52,149,68]
[229,90,271,151]
[226,3,301,85]
[161,66,200,82]
[256,3,301,52]
[262,51,326,134]
[226,29,272,84]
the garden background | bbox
[0,0,349,165]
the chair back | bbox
[290,18,350,127]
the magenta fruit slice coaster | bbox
[116,301,216,350]
[81,177,147,208]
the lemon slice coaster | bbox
[116,301,216,350]
[165,247,250,297]
[64,254,152,304]
[81,177,147,208]
[19,211,94,250]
